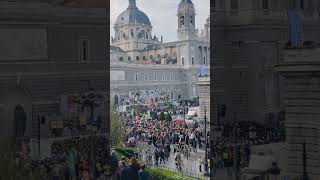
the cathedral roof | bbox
[115,0,151,26]
[179,0,193,6]
[110,46,124,52]
[143,44,161,51]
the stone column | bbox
[197,76,210,124]
[275,47,320,179]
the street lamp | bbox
[268,162,281,180]
[249,125,256,141]
[233,112,239,180]
[302,140,309,180]
[80,89,102,180]
[203,107,209,176]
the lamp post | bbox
[203,106,209,176]
[302,140,309,180]
[233,112,239,180]
[268,162,280,180]
[81,89,101,180]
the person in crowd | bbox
[138,164,150,180]
[127,157,140,180]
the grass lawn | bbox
[113,146,204,180]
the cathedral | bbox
[110,0,210,106]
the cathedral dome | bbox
[179,0,193,6]
[115,0,151,26]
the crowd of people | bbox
[13,135,111,180]
[9,99,287,179]
[109,151,150,180]
[118,101,211,175]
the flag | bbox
[199,64,206,77]
[130,109,134,120]
[288,9,303,48]
[147,111,150,119]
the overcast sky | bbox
[110,0,210,42]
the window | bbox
[154,73,157,80]
[143,56,146,60]
[300,0,304,9]
[180,16,184,25]
[182,57,184,66]
[157,54,161,60]
[162,74,165,81]
[170,92,174,99]
[128,56,131,61]
[145,74,148,81]
[131,29,134,38]
[170,73,173,80]
[119,57,123,61]
[231,0,238,9]
[135,74,138,81]
[262,0,269,9]
[150,55,153,60]
[80,39,89,61]
[192,57,195,66]
[136,56,139,61]
[203,57,206,65]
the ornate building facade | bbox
[212,0,320,124]
[0,0,108,141]
[110,0,210,106]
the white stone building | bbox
[110,0,210,106]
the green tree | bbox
[0,139,17,180]
[159,112,165,121]
[152,112,158,120]
[110,111,126,147]
[165,113,172,122]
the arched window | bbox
[300,0,304,9]
[80,39,89,61]
[231,0,238,9]
[180,16,184,25]
[262,0,269,9]
[173,52,177,58]
[128,56,131,61]
[136,56,140,61]
[170,92,174,100]
[114,95,119,105]
[14,105,26,138]
[162,74,165,81]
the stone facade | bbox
[275,46,320,179]
[212,0,320,124]
[0,1,108,139]
[196,76,210,124]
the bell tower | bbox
[177,0,196,41]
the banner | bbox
[288,9,303,47]
[50,121,64,129]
